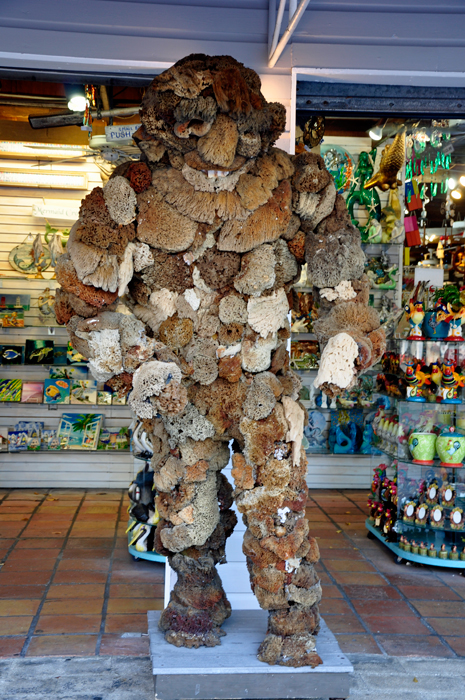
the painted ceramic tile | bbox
[43,378,70,404]
[25,339,54,365]
[0,379,22,402]
[57,413,103,450]
[21,382,44,403]
[0,345,23,365]
[70,380,97,405]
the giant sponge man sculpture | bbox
[54,54,385,667]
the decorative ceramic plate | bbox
[321,144,354,194]
[9,242,51,273]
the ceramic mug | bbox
[436,432,465,467]
[408,432,437,464]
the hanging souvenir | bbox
[346,149,381,239]
[320,144,354,194]
[404,214,421,247]
[8,233,51,275]
[405,180,422,211]
[364,130,406,191]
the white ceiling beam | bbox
[268,0,311,69]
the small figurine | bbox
[436,303,465,341]
[439,543,448,560]
[450,506,464,530]
[403,500,416,523]
[374,502,384,528]
[404,359,430,402]
[440,482,456,507]
[411,540,419,554]
[449,545,459,561]
[428,542,437,557]
[403,539,412,552]
[437,359,464,403]
[415,503,428,526]
[430,504,445,528]
[461,546,465,561]
[419,541,428,556]
[404,300,425,340]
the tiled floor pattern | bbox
[0,488,163,657]
[308,490,465,658]
[0,488,464,658]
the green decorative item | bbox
[346,149,381,241]
[408,432,437,465]
[436,428,465,467]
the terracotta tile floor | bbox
[0,488,464,658]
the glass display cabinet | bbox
[368,338,465,567]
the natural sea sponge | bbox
[142,251,193,294]
[103,175,137,225]
[217,180,292,253]
[234,245,276,297]
[313,301,381,346]
[292,151,331,193]
[231,453,254,492]
[240,403,288,467]
[158,315,194,349]
[189,378,247,438]
[197,114,239,168]
[196,248,241,289]
[268,604,320,637]
[162,404,216,447]
[236,174,272,211]
[78,187,136,252]
[241,334,278,373]
[315,193,352,236]
[126,162,152,193]
[55,254,119,308]
[137,187,197,252]
[304,180,336,230]
[306,225,365,289]
[243,377,277,420]
[129,360,184,419]
[273,239,299,288]
[282,214,301,241]
[217,323,244,346]
[218,295,248,325]
[192,355,219,386]
[218,355,242,383]
[287,230,305,264]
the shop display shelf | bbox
[398,519,465,535]
[290,332,316,340]
[6,448,131,454]
[366,519,465,568]
[373,443,465,468]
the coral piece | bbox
[305,225,365,290]
[55,254,119,308]
[247,289,289,339]
[313,333,359,394]
[129,360,184,419]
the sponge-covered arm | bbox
[291,152,385,396]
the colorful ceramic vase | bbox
[422,311,449,339]
[436,428,465,467]
[408,432,437,464]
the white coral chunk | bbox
[247,288,289,339]
[217,342,242,359]
[320,280,357,302]
[87,328,123,382]
[117,241,136,297]
[183,288,201,311]
[149,289,178,323]
[314,332,359,391]
[132,241,154,272]
[192,266,213,293]
[129,360,182,419]
[282,396,304,466]
[103,175,137,225]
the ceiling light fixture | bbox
[67,95,87,112]
[369,120,384,141]
[448,177,457,189]
[460,175,465,187]
[451,189,462,200]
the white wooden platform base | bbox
[147,610,353,700]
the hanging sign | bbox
[105,124,141,143]
[32,204,80,220]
